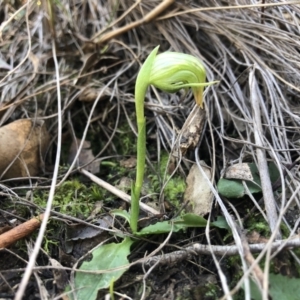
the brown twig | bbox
[91,0,174,46]
[142,235,300,267]
[0,214,44,249]
[237,225,265,295]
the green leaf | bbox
[135,213,227,236]
[211,216,230,230]
[73,237,133,300]
[248,273,300,300]
[111,209,131,224]
[173,213,208,227]
[135,220,184,236]
[217,162,281,199]
[217,163,260,198]
[268,162,280,184]
[217,178,247,198]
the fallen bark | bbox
[0,214,44,248]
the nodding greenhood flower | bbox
[149,51,207,107]
[131,46,218,233]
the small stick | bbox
[243,159,300,223]
[238,225,265,294]
[250,69,281,239]
[142,235,300,266]
[80,169,160,215]
[91,0,174,46]
[0,214,44,249]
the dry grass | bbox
[1,0,300,299]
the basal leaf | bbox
[136,213,227,236]
[247,273,300,300]
[217,162,281,199]
[211,216,230,230]
[217,163,261,198]
[268,162,280,184]
[73,237,133,300]
[268,273,300,300]
[173,213,208,227]
[111,209,131,224]
[217,178,246,198]
[135,220,184,235]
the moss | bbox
[245,213,271,237]
[202,283,220,299]
[174,282,220,300]
[280,222,291,239]
[101,150,185,208]
[163,176,186,206]
[146,152,186,208]
[159,153,186,205]
[112,116,137,156]
[33,179,108,218]
[225,256,246,300]
[42,225,60,253]
[105,163,135,183]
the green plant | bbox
[247,273,300,300]
[131,45,218,233]
[71,46,219,299]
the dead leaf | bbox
[68,138,100,174]
[167,105,206,159]
[78,88,99,102]
[224,163,253,181]
[247,231,269,244]
[0,119,50,179]
[86,201,103,221]
[179,105,206,155]
[184,162,214,216]
[116,177,132,192]
[63,216,113,257]
[66,215,112,241]
[49,258,69,293]
[120,157,137,168]
[78,85,113,102]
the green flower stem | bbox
[130,46,218,233]
[130,46,159,233]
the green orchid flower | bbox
[130,46,218,233]
[149,51,207,107]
